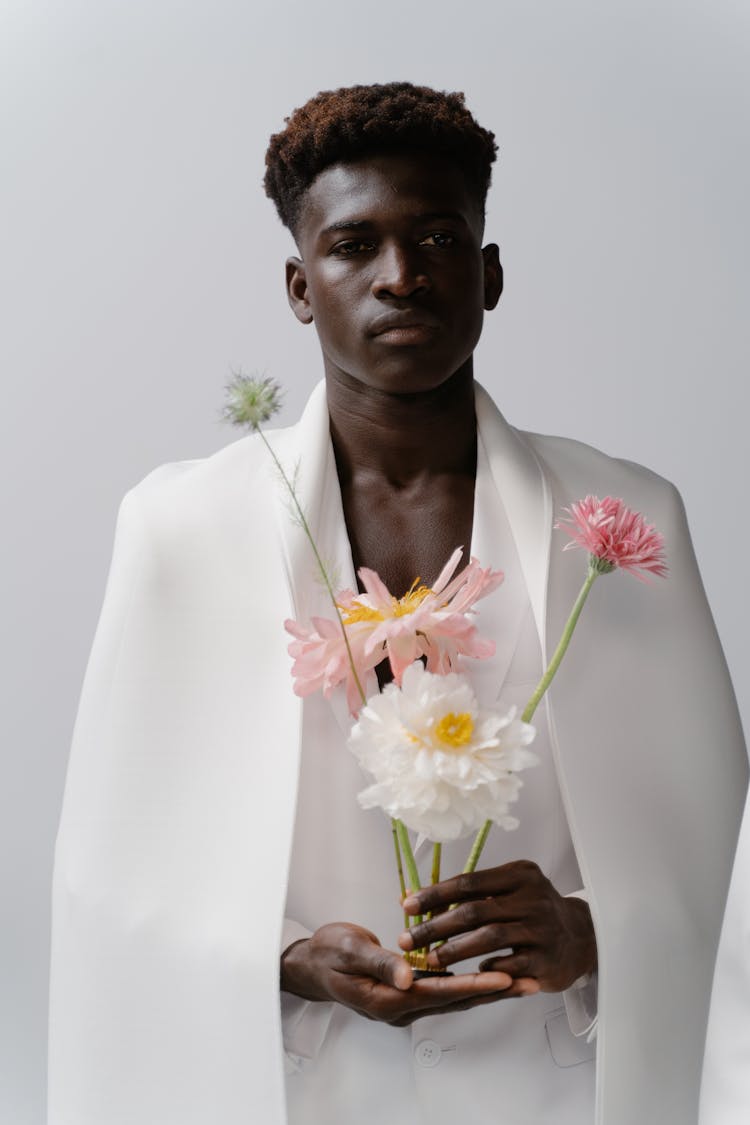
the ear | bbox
[482,243,503,310]
[286,256,314,324]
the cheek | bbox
[307,272,363,335]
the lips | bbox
[368,309,441,338]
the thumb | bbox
[366,946,413,991]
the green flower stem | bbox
[395,819,422,929]
[431,843,442,886]
[464,565,600,875]
[462,821,491,875]
[256,421,415,928]
[520,567,599,725]
[256,427,367,707]
[255,428,416,908]
[425,843,442,924]
[392,818,409,928]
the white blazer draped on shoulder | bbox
[49,382,747,1125]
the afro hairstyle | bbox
[263,81,497,235]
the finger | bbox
[399,900,499,950]
[407,969,513,1005]
[356,945,413,991]
[390,988,514,1026]
[479,952,537,979]
[401,912,527,962]
[389,976,539,1025]
[403,862,538,916]
[333,968,513,1023]
[426,935,520,971]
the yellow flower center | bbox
[339,577,433,625]
[339,602,384,625]
[434,712,474,748]
[392,577,433,617]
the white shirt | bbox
[281,433,597,1123]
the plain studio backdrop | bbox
[2,0,748,1120]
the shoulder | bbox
[475,381,682,520]
[110,423,293,569]
[128,429,267,506]
[523,427,673,492]
[123,423,288,526]
[517,427,686,529]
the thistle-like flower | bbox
[222,372,283,431]
[555,495,667,582]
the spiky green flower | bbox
[222,372,283,430]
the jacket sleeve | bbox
[700,790,750,1124]
[49,470,297,1125]
[279,919,335,1074]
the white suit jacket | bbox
[49,381,747,1125]
[700,788,750,1123]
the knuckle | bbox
[460,900,485,928]
[484,922,509,948]
[519,859,542,881]
[337,931,357,958]
[456,872,476,897]
[373,951,394,984]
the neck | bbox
[326,364,478,489]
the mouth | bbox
[368,310,441,344]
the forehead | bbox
[296,152,483,246]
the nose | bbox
[372,241,430,299]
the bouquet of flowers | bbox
[224,374,667,967]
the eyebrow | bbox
[320,219,374,236]
[319,211,469,237]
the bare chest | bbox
[341,476,475,598]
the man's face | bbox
[286,152,502,396]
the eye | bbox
[419,232,455,248]
[330,238,376,257]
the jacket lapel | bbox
[474,383,553,654]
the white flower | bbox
[348,662,537,842]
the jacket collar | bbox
[473,382,553,654]
[269,380,554,669]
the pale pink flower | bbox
[284,614,376,716]
[338,548,503,684]
[555,495,667,581]
[284,548,504,715]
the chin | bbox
[366,362,473,397]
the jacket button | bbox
[414,1038,442,1067]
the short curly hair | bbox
[264,81,497,235]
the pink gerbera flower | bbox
[555,495,667,582]
[285,548,504,714]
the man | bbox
[49,83,747,1125]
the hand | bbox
[280,921,525,1027]
[398,860,597,993]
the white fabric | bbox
[281,433,596,1121]
[49,381,748,1125]
[700,788,750,1123]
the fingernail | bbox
[395,965,413,991]
[398,932,414,951]
[402,896,419,911]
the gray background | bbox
[2,0,748,1120]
